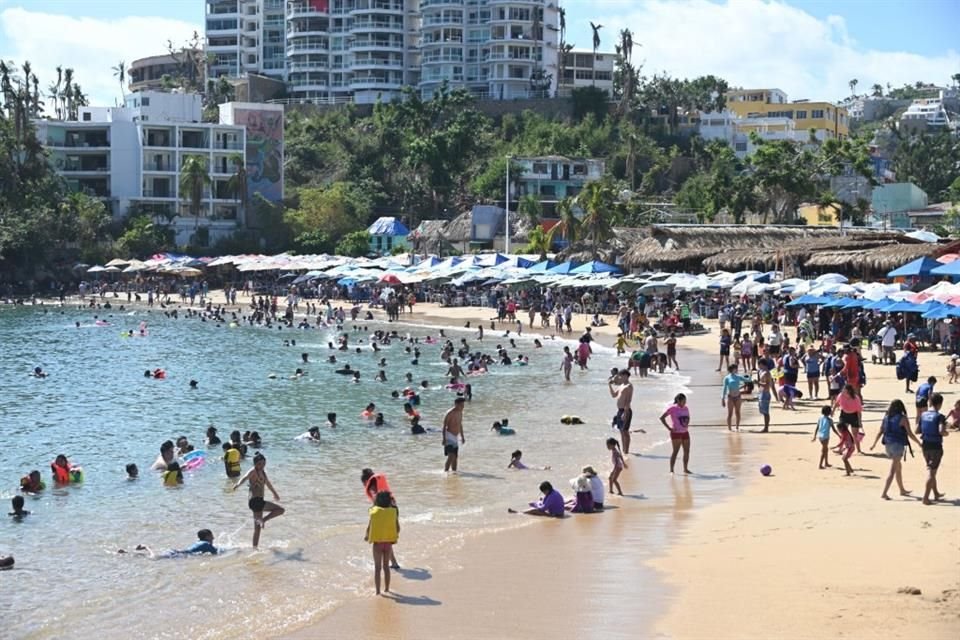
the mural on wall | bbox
[233,107,284,204]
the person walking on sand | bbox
[364,491,400,595]
[870,399,920,500]
[609,370,634,454]
[812,406,839,469]
[660,393,691,474]
[918,392,949,505]
[717,328,732,371]
[832,383,864,454]
[442,396,466,472]
[233,453,285,548]
[721,364,751,431]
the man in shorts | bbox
[918,392,949,505]
[609,371,635,454]
[442,397,466,472]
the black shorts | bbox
[444,444,459,456]
[613,408,633,431]
[916,400,929,411]
[838,411,860,430]
[768,345,781,356]
[249,497,265,512]
[923,445,943,471]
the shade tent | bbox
[546,261,580,274]
[786,294,831,307]
[569,260,623,275]
[930,261,960,276]
[527,259,558,273]
[880,300,932,314]
[887,257,942,279]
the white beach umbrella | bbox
[814,273,848,284]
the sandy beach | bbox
[277,300,960,640]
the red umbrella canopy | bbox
[379,273,402,285]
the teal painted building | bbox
[871,182,928,228]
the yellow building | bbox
[798,203,841,227]
[726,88,849,141]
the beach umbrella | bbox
[822,297,852,308]
[546,260,579,274]
[880,300,931,314]
[569,260,623,275]
[887,256,941,279]
[86,265,106,273]
[905,229,940,243]
[814,273,848,284]
[477,253,509,267]
[103,266,122,273]
[105,259,129,267]
[786,294,830,307]
[862,297,893,310]
[930,261,960,276]
[527,259,558,273]
[637,282,674,295]
[379,273,403,285]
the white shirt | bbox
[881,325,897,348]
[768,330,782,346]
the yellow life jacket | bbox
[368,506,399,544]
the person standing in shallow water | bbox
[609,370,634,454]
[233,453,284,548]
[442,397,466,472]
[660,393,692,474]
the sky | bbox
[0,0,958,108]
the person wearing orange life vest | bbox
[360,469,400,570]
[51,454,77,484]
[20,470,45,493]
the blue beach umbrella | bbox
[547,261,580,274]
[930,261,960,277]
[880,300,933,314]
[527,259,558,273]
[822,297,852,308]
[786,294,830,307]
[569,260,623,275]
[887,257,941,279]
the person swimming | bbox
[492,420,516,435]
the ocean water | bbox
[0,302,731,639]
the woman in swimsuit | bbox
[233,453,285,548]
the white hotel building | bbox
[35,92,251,247]
[206,0,560,103]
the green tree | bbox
[892,132,960,201]
[116,215,170,258]
[335,230,371,257]
[576,178,616,255]
[524,226,551,259]
[517,193,543,228]
[179,155,211,239]
[285,181,372,242]
[111,60,125,104]
[549,196,580,244]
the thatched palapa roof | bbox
[560,227,649,264]
[622,225,924,272]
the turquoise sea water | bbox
[0,302,740,639]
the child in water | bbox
[163,462,184,486]
[607,437,627,495]
[9,495,30,519]
[126,463,139,480]
[364,491,400,596]
[507,450,550,470]
[491,420,515,435]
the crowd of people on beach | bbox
[4,280,955,596]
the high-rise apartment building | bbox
[206,0,287,81]
[205,0,561,103]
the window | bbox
[811,109,825,119]
[795,110,807,119]
[735,142,747,152]
[82,112,91,122]
[141,97,150,106]
[532,162,547,174]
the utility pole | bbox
[505,154,512,253]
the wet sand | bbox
[286,303,759,639]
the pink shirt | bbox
[835,394,862,414]
[664,404,690,433]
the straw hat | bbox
[582,466,597,476]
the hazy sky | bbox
[1,0,957,107]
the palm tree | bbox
[226,153,248,227]
[619,29,633,63]
[848,78,858,97]
[61,68,74,119]
[548,196,580,246]
[952,73,960,89]
[590,22,603,86]
[112,60,126,104]
[518,193,543,229]
[871,83,883,98]
[179,155,211,235]
[576,180,614,256]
